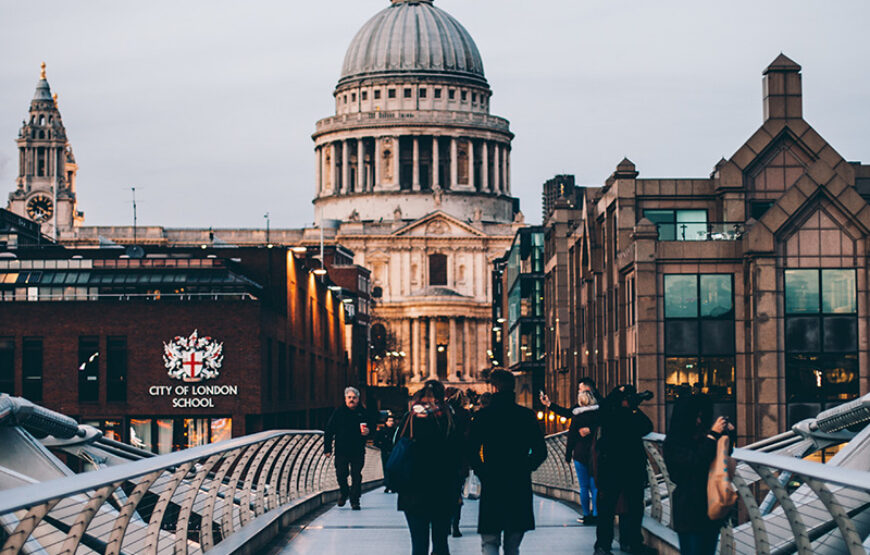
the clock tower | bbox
[7,63,82,239]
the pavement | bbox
[268,488,609,554]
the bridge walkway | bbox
[267,489,609,554]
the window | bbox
[374,90,381,100]
[404,88,412,99]
[785,269,858,414]
[429,254,447,286]
[361,91,368,101]
[388,89,396,99]
[664,275,735,419]
[419,88,427,98]
[107,336,127,403]
[22,338,42,402]
[750,200,775,220]
[351,93,356,102]
[0,338,13,394]
[461,91,467,101]
[472,93,477,103]
[343,95,347,104]
[434,88,442,99]
[448,89,455,100]
[644,209,708,241]
[78,336,100,403]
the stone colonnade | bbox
[391,315,489,382]
[315,135,510,196]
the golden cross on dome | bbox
[40,62,46,80]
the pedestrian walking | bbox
[445,387,471,537]
[468,369,547,555]
[323,386,375,510]
[663,393,735,555]
[374,413,397,493]
[396,380,463,555]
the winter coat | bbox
[396,404,463,518]
[374,424,397,454]
[468,391,547,534]
[663,432,721,533]
[594,406,653,489]
[564,405,599,465]
[323,404,374,459]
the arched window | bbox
[429,253,447,286]
[39,115,45,126]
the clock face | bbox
[26,195,54,223]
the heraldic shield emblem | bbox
[163,330,224,382]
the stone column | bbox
[341,140,349,195]
[314,146,321,195]
[412,317,421,381]
[493,143,501,195]
[468,139,475,189]
[450,137,458,190]
[482,141,490,192]
[432,137,440,189]
[503,146,510,195]
[463,318,473,381]
[412,136,420,191]
[449,318,458,381]
[357,139,365,192]
[477,320,488,377]
[374,137,381,190]
[428,318,438,379]
[329,143,336,194]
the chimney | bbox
[763,53,802,122]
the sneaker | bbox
[384,487,391,493]
[351,504,361,511]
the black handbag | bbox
[385,415,415,492]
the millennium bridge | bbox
[1,394,870,554]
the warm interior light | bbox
[328,285,342,292]
[313,268,327,276]
[496,318,506,323]
[559,416,567,424]
[548,413,555,421]
[291,246,307,254]
[437,345,445,353]
[536,411,544,420]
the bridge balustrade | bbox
[0,430,382,555]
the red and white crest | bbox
[163,330,224,382]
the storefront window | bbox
[211,418,233,443]
[129,417,233,453]
[130,418,153,451]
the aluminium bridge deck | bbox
[267,489,610,554]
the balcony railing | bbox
[654,222,745,241]
[315,110,511,134]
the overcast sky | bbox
[1,0,868,228]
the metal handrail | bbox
[0,429,383,554]
[532,424,870,554]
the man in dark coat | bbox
[324,386,375,510]
[594,385,655,555]
[374,413,397,493]
[468,369,547,555]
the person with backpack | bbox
[394,380,463,555]
[374,413,397,493]
[663,393,735,555]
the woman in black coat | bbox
[564,390,599,525]
[396,380,462,555]
[663,393,733,555]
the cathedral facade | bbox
[5,0,521,389]
[310,0,522,386]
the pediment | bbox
[391,211,486,238]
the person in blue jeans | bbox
[541,381,600,524]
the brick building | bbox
[0,245,355,452]
[542,54,870,443]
